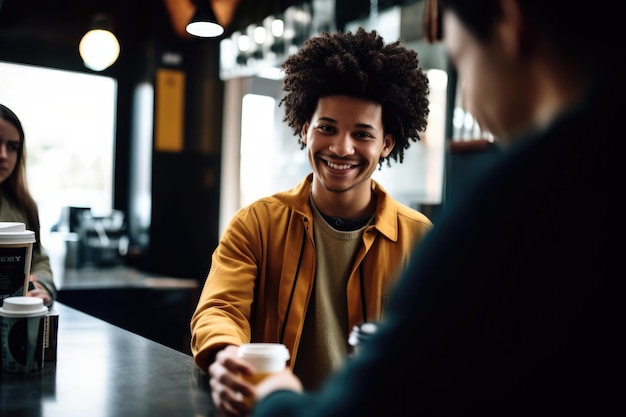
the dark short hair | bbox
[433,0,619,60]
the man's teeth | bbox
[327,161,352,170]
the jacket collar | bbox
[275,173,400,241]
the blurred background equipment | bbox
[51,207,128,270]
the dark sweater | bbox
[253,68,622,416]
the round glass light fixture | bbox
[79,21,120,72]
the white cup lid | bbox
[0,222,36,244]
[237,343,290,361]
[0,296,48,317]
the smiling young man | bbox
[190,28,433,417]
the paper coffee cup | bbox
[43,309,59,362]
[237,343,290,378]
[0,296,48,373]
[237,343,290,405]
[0,222,36,306]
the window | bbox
[0,61,117,262]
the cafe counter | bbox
[0,302,217,417]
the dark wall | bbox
[128,37,223,283]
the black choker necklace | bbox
[320,213,371,231]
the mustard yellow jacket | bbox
[190,174,433,371]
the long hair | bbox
[0,104,43,250]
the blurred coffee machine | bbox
[51,206,128,269]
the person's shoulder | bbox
[372,182,432,224]
[0,194,27,222]
[226,197,291,238]
[234,182,310,220]
[235,195,287,216]
[395,201,433,227]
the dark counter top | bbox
[54,265,200,354]
[0,302,216,417]
[56,265,199,290]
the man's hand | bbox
[209,345,256,417]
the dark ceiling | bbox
[0,0,320,73]
[0,0,411,45]
[0,1,304,45]
[0,0,417,74]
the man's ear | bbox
[300,122,309,144]
[381,133,395,158]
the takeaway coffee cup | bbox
[0,222,36,306]
[0,296,48,373]
[237,343,290,384]
[237,343,290,405]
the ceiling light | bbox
[186,1,224,38]
[79,13,120,72]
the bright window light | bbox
[0,61,117,269]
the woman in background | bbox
[0,103,56,306]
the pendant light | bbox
[79,13,120,71]
[186,1,224,38]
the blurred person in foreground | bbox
[190,27,433,416]
[0,103,56,307]
[249,0,621,415]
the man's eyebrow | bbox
[314,117,378,132]
[354,123,377,131]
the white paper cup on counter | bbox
[237,343,290,405]
[0,222,36,306]
[0,296,48,373]
[237,343,290,381]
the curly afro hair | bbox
[280,27,430,168]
